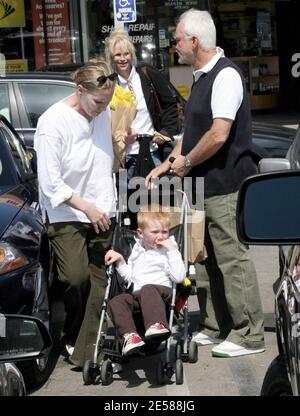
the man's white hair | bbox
[178,9,216,50]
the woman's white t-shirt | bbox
[34,99,116,223]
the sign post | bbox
[114,0,136,29]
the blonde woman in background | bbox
[105,30,179,180]
[34,60,117,368]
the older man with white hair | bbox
[146,9,265,358]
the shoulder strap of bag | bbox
[140,66,162,114]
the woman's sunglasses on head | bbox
[81,72,118,88]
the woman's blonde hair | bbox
[105,30,137,68]
[72,58,116,91]
[137,205,171,230]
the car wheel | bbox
[17,260,53,389]
[260,355,293,396]
[18,355,52,390]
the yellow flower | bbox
[109,84,136,110]
[182,277,191,287]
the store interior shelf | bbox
[219,1,274,13]
[231,55,279,110]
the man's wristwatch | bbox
[184,156,193,168]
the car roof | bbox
[252,121,296,141]
[1,72,73,82]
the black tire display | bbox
[101,359,113,386]
[175,359,183,385]
[260,355,293,396]
[188,340,198,363]
[157,360,165,385]
[83,360,98,385]
[175,341,183,360]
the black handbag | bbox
[140,65,184,134]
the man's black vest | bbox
[182,57,257,197]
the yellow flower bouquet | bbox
[109,84,137,172]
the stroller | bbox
[82,190,198,386]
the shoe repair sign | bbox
[114,0,136,23]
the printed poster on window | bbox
[256,11,272,49]
[31,0,71,69]
[0,0,25,27]
[5,59,28,73]
[163,0,198,10]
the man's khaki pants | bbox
[195,192,265,348]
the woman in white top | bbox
[34,60,117,368]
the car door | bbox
[13,79,75,148]
[276,245,300,396]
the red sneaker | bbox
[122,332,145,356]
[145,322,170,339]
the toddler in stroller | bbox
[105,204,186,356]
[82,198,198,386]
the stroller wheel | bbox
[83,360,99,385]
[101,359,113,386]
[157,359,165,385]
[175,359,184,385]
[175,341,183,360]
[188,340,198,363]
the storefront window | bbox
[0,0,82,71]
[210,0,277,57]
[85,0,209,70]
[0,0,209,72]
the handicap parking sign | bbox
[114,0,136,23]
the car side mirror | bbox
[237,171,300,245]
[0,314,52,362]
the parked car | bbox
[0,73,75,148]
[0,115,53,388]
[237,170,300,396]
[0,72,295,157]
[252,122,296,159]
[0,314,52,396]
[236,120,300,396]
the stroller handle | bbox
[168,156,176,175]
[106,264,114,277]
[136,134,154,141]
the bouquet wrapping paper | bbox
[110,85,137,172]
